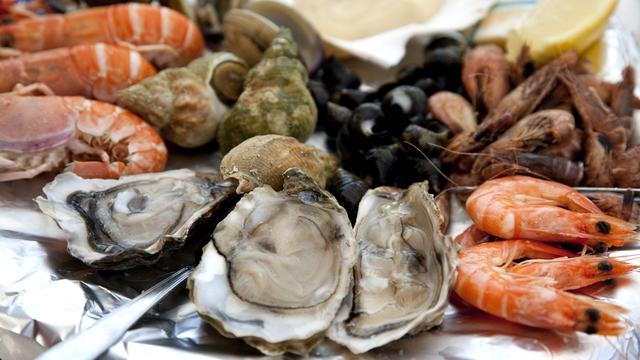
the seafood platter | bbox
[1,0,640,359]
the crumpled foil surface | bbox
[2,22,640,360]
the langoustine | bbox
[0,3,204,67]
[0,43,156,102]
[0,93,167,181]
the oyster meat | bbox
[36,169,239,269]
[328,182,457,353]
[188,168,357,355]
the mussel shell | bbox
[319,56,361,93]
[381,85,427,133]
[402,123,450,155]
[364,143,406,186]
[337,88,375,109]
[323,102,351,138]
[348,103,392,149]
[327,168,369,224]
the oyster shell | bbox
[36,169,239,269]
[188,168,357,355]
[216,29,318,154]
[220,134,338,193]
[328,182,457,353]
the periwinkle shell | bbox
[216,29,318,154]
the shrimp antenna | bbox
[402,141,459,187]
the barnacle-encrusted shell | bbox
[216,29,317,154]
[328,182,457,353]
[119,52,247,148]
[220,135,337,193]
[36,169,239,269]
[188,168,357,355]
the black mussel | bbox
[424,32,467,52]
[308,80,330,110]
[402,124,450,155]
[422,33,467,90]
[348,103,393,149]
[382,86,427,133]
[336,125,364,172]
[327,168,370,223]
[364,143,406,186]
[337,88,375,109]
[324,102,352,138]
[398,157,444,193]
[408,113,432,128]
[375,65,428,98]
[413,78,441,97]
[319,56,361,93]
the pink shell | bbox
[0,96,76,152]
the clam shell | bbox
[220,134,338,193]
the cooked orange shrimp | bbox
[0,43,156,102]
[0,93,167,181]
[509,255,638,291]
[0,3,204,67]
[466,176,640,247]
[455,240,629,335]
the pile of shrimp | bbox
[454,175,640,336]
[438,46,640,221]
[0,3,206,180]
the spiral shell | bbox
[216,29,318,154]
[119,52,247,148]
[220,135,338,193]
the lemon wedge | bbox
[506,0,618,66]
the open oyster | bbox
[36,169,239,269]
[188,168,357,355]
[328,182,457,353]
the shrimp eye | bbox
[596,221,611,234]
[0,33,13,48]
[597,260,613,272]
[585,325,598,334]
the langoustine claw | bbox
[0,94,167,181]
[466,176,640,247]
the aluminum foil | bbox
[2,19,640,360]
